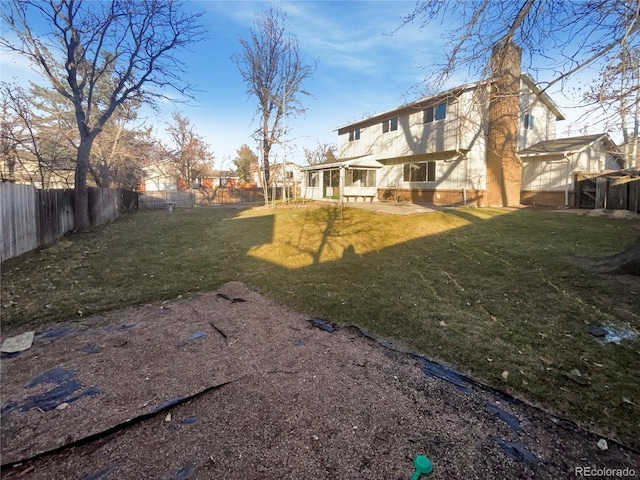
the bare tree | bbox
[303,141,336,165]
[403,1,639,91]
[1,85,22,183]
[234,7,315,194]
[0,0,204,230]
[90,101,153,189]
[403,1,639,149]
[1,82,76,187]
[164,112,214,189]
[582,48,640,168]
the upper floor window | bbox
[524,114,534,130]
[382,117,399,133]
[349,128,361,141]
[403,161,436,182]
[424,103,447,123]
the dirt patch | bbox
[1,282,638,479]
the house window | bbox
[348,169,376,187]
[524,114,534,130]
[382,117,399,133]
[424,103,447,123]
[285,171,294,180]
[349,128,361,141]
[323,169,340,188]
[403,162,436,182]
[307,171,319,187]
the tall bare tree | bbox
[234,7,314,193]
[403,1,639,91]
[582,48,640,168]
[0,0,204,230]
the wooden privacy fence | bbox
[1,183,139,262]
[201,187,297,205]
[139,190,196,209]
[575,172,640,213]
[37,188,74,247]
[211,187,265,205]
[140,187,298,208]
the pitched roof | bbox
[335,81,479,132]
[521,74,565,121]
[518,134,614,157]
[336,73,564,132]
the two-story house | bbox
[302,43,622,207]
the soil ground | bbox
[1,282,638,479]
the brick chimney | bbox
[486,39,522,207]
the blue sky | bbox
[174,0,453,168]
[0,1,600,169]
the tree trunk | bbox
[74,137,93,232]
[486,39,522,207]
[263,135,271,186]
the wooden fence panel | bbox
[0,183,38,262]
[88,187,119,225]
[595,177,607,209]
[166,190,195,208]
[606,177,629,211]
[139,191,195,209]
[574,174,597,209]
[120,190,139,214]
[36,188,74,246]
[216,187,265,204]
[581,173,640,213]
[1,185,139,262]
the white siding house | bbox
[141,162,179,192]
[302,73,620,207]
[520,134,624,206]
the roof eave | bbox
[334,81,482,132]
[521,73,566,121]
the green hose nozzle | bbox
[410,455,433,480]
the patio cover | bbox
[302,154,384,171]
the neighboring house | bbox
[139,161,179,192]
[1,154,75,189]
[302,46,621,207]
[520,134,624,206]
[253,161,304,190]
[210,170,239,188]
[139,163,229,191]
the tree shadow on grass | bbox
[231,205,640,451]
